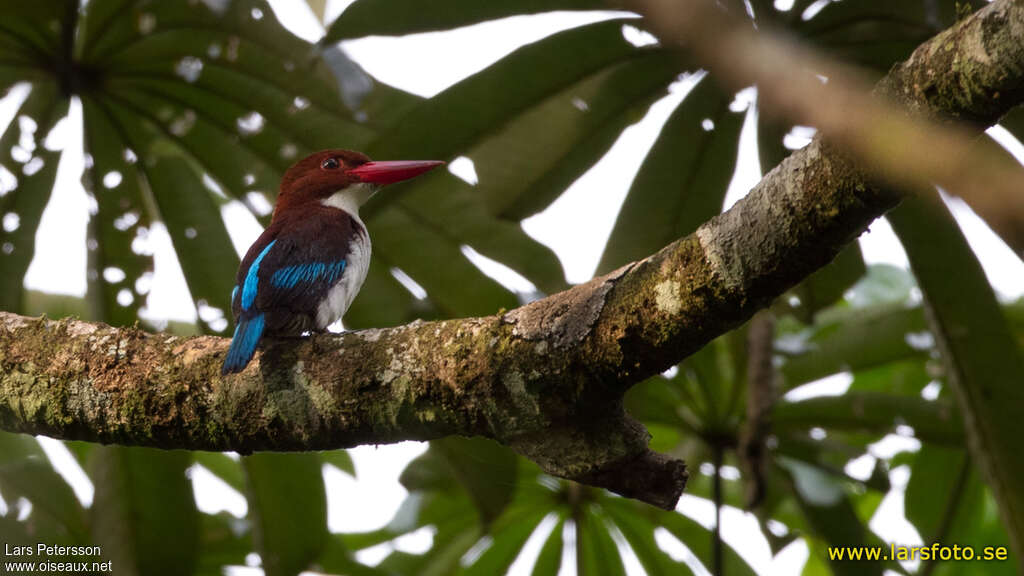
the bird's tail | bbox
[222,314,265,375]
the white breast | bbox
[316,227,370,329]
[316,187,375,330]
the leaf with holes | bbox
[0,82,66,314]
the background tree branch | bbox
[625,0,1024,250]
[1,0,1023,515]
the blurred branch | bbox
[625,0,1024,252]
[739,310,776,509]
[1,0,1024,512]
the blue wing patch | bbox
[242,240,276,310]
[271,261,346,290]
[222,313,265,374]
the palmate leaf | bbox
[0,81,66,314]
[361,445,764,576]
[83,0,563,320]
[0,0,552,337]
[464,505,551,576]
[530,516,566,576]
[81,96,153,325]
[324,0,605,42]
[94,96,240,331]
[69,0,373,330]
[355,23,697,299]
[577,505,626,576]
[619,499,758,576]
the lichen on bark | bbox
[2,0,1024,511]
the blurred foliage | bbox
[0,0,1022,575]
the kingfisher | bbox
[222,149,443,374]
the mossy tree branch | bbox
[2,0,1023,510]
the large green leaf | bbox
[81,95,153,325]
[906,447,978,544]
[598,75,743,273]
[355,22,683,301]
[0,1,68,65]
[243,453,327,576]
[577,505,626,576]
[779,305,928,387]
[889,195,1024,563]
[369,203,518,316]
[905,447,1016,576]
[776,433,890,494]
[192,451,246,493]
[530,516,566,576]
[320,449,355,477]
[324,0,604,42]
[781,457,884,576]
[0,432,87,543]
[773,392,963,445]
[97,99,239,333]
[463,505,549,576]
[0,81,66,313]
[363,19,657,163]
[70,0,375,330]
[90,446,199,576]
[393,170,568,295]
[603,502,681,575]
[472,52,681,221]
[431,437,518,526]
[196,512,253,576]
[653,502,759,576]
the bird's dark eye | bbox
[321,157,340,170]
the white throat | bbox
[321,183,377,226]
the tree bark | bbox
[1,0,1023,510]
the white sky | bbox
[3,0,1023,574]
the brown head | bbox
[274,149,443,219]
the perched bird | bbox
[222,149,443,374]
